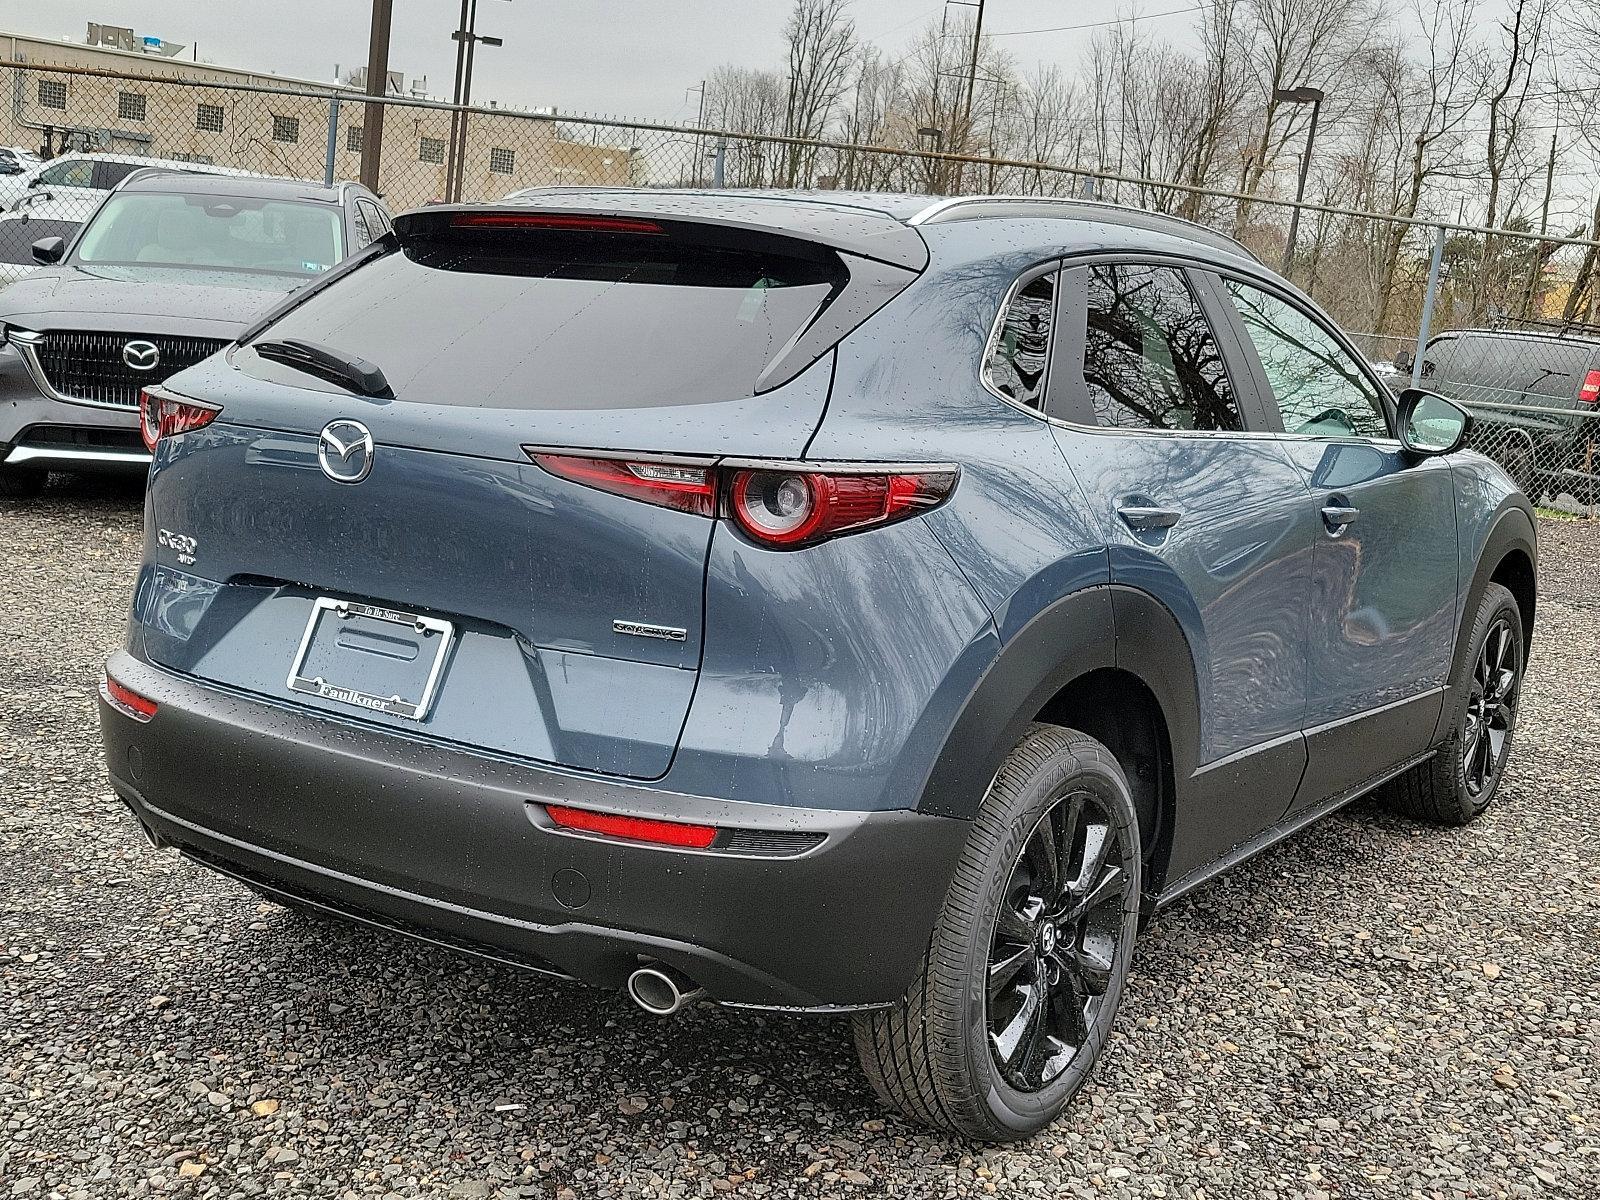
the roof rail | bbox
[906,195,1259,262]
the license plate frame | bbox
[286,597,454,721]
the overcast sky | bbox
[0,1,1194,123]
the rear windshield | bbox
[244,223,842,407]
[1424,333,1593,406]
[74,192,343,276]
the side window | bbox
[1223,280,1389,439]
[358,200,389,238]
[349,205,373,250]
[93,161,141,190]
[37,159,95,188]
[984,272,1055,411]
[1080,263,1242,432]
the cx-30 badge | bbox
[122,339,160,371]
[317,419,375,484]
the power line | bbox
[989,2,1217,37]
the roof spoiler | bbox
[391,195,930,273]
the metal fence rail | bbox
[1,55,1597,514]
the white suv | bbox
[0,153,245,221]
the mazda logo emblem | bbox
[317,419,374,484]
[122,339,160,371]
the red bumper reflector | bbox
[545,804,717,849]
[103,673,157,722]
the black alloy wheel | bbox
[986,790,1131,1091]
[1462,614,1520,798]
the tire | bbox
[1380,582,1524,825]
[852,724,1142,1141]
[0,465,45,498]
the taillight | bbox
[544,804,717,849]
[102,671,157,722]
[532,453,716,517]
[529,451,957,550]
[139,387,220,452]
[1580,369,1600,405]
[727,468,956,548]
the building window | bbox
[272,114,300,144]
[196,103,224,132]
[346,125,363,152]
[488,147,515,174]
[37,80,67,110]
[419,136,446,164]
[118,91,146,122]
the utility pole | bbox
[956,0,984,193]
[359,0,393,193]
[688,80,706,187]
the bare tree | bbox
[781,0,857,185]
[1231,0,1380,234]
[1476,0,1553,314]
[1367,0,1491,333]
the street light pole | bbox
[445,0,506,203]
[1276,85,1324,275]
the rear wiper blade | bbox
[252,337,392,399]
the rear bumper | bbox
[99,650,971,1009]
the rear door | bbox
[31,157,100,224]
[1044,258,1317,876]
[1216,276,1459,815]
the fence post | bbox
[1411,225,1446,390]
[713,137,727,188]
[324,96,340,187]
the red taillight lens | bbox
[527,451,957,548]
[138,387,220,452]
[544,804,717,849]
[532,453,716,517]
[102,672,157,722]
[728,468,957,549]
[450,212,664,234]
[1580,369,1600,405]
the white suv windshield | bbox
[74,192,342,275]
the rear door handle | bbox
[1320,504,1360,531]
[1117,505,1182,531]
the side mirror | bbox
[30,236,65,265]
[1397,387,1470,457]
[1392,348,1413,372]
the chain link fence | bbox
[2,57,1598,514]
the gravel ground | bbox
[1,476,1596,1200]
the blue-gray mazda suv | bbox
[99,190,1537,1140]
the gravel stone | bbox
[2,477,1597,1198]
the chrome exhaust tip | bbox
[625,964,705,1016]
[119,797,167,850]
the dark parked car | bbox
[99,191,1537,1140]
[1415,326,1600,501]
[0,170,392,496]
